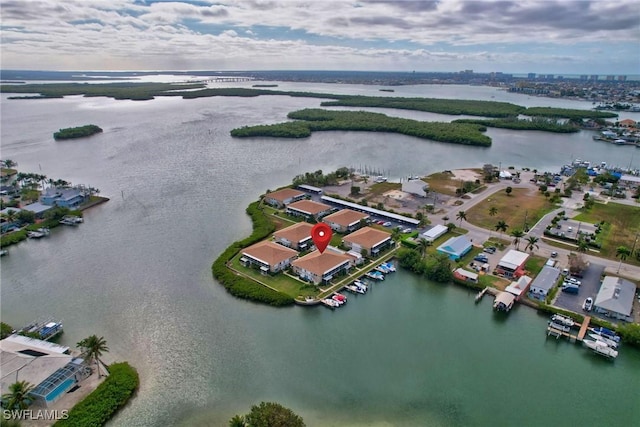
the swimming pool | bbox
[45,378,75,403]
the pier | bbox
[546,316,591,343]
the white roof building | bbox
[421,224,448,242]
[498,250,529,271]
[401,179,429,197]
[594,276,636,322]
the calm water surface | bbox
[1,83,639,426]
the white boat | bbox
[550,314,575,328]
[322,299,339,308]
[587,333,619,349]
[344,284,360,294]
[59,215,83,225]
[0,249,8,257]
[27,228,50,239]
[583,339,618,359]
[548,322,571,333]
[354,281,368,292]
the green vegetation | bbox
[2,82,205,101]
[524,255,546,276]
[573,202,640,266]
[1,380,35,410]
[231,109,492,146]
[617,323,640,349]
[292,167,350,187]
[211,201,294,306]
[1,322,13,339]
[453,117,578,133]
[53,362,139,427]
[1,206,83,248]
[524,107,618,120]
[77,335,109,377]
[397,248,453,283]
[319,96,525,117]
[230,401,305,427]
[54,125,103,140]
[466,188,556,232]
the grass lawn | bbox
[422,172,459,196]
[366,182,401,197]
[524,255,547,276]
[466,187,557,232]
[479,274,510,290]
[262,206,304,230]
[230,253,320,298]
[572,202,640,266]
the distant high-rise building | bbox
[590,75,598,81]
[580,75,588,80]
[547,74,555,80]
[618,75,627,81]
[606,75,615,81]
[527,73,536,79]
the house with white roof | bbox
[593,276,636,322]
[496,250,529,279]
[421,224,448,242]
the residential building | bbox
[505,275,532,300]
[240,241,298,274]
[319,195,420,226]
[496,250,529,278]
[593,276,636,322]
[493,292,515,312]
[528,266,561,300]
[1,335,90,407]
[342,226,392,257]
[22,202,54,218]
[40,188,86,208]
[322,209,369,233]
[436,235,472,261]
[285,200,332,221]
[273,222,314,251]
[619,119,636,128]
[453,268,478,284]
[291,250,353,285]
[263,188,306,208]
[421,224,448,242]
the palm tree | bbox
[510,229,525,250]
[1,380,35,410]
[576,237,589,253]
[489,206,498,218]
[2,159,17,169]
[391,228,402,244]
[229,415,246,427]
[77,335,109,377]
[616,246,631,273]
[525,235,539,254]
[495,220,509,239]
[3,209,17,225]
[456,210,467,227]
[417,238,431,258]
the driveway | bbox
[553,263,604,315]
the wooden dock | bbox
[547,316,591,343]
[577,316,591,341]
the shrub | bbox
[211,201,294,306]
[54,362,139,427]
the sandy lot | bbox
[451,169,481,182]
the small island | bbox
[53,124,103,140]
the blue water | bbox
[46,378,75,403]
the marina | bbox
[15,319,64,341]
[546,315,621,360]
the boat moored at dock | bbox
[583,338,618,359]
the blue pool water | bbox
[46,378,74,403]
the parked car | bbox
[583,297,593,311]
[382,222,392,227]
[474,255,489,263]
[566,277,582,286]
[402,228,412,233]
[551,251,558,258]
[561,268,569,276]
[561,284,580,294]
[483,247,496,254]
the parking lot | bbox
[553,263,604,315]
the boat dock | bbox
[546,316,591,343]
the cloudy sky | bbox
[1,0,639,74]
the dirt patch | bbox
[451,169,481,182]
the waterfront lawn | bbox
[525,255,547,276]
[478,274,510,291]
[466,188,556,232]
[366,182,401,197]
[422,172,459,196]
[230,254,319,298]
[573,202,640,266]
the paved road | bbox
[554,264,604,314]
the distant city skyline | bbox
[1,0,639,74]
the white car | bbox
[567,277,581,286]
[583,297,593,311]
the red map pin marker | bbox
[311,223,332,254]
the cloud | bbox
[0,0,637,73]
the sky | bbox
[1,0,639,74]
